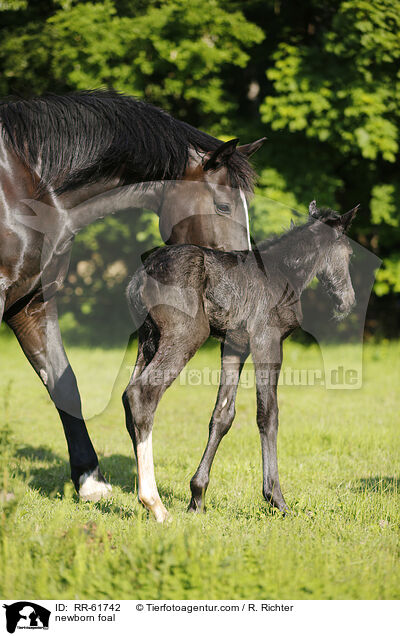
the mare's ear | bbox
[203,138,239,171]
[237,137,267,157]
[309,200,318,217]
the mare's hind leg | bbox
[6,297,111,501]
[188,343,248,512]
[123,313,209,522]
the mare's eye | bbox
[216,202,231,214]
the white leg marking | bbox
[240,188,252,251]
[137,432,169,523]
[79,466,112,502]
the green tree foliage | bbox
[0,0,263,127]
[0,0,398,341]
[257,0,400,298]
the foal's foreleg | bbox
[6,297,111,501]
[251,336,287,512]
[188,344,248,512]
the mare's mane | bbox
[0,89,254,195]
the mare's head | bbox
[158,138,266,251]
[309,200,359,318]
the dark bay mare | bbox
[0,89,265,501]
[125,201,359,522]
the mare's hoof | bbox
[79,466,112,502]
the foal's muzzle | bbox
[334,291,356,318]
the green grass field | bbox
[0,327,399,600]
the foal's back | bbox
[127,243,294,342]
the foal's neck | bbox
[262,225,324,295]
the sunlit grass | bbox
[0,327,399,599]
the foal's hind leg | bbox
[123,314,209,522]
[122,322,156,469]
[251,334,287,512]
[188,343,248,512]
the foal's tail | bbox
[126,267,148,333]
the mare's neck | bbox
[59,181,165,233]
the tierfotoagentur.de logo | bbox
[2,603,51,634]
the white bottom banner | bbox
[1,600,398,636]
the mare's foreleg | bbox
[188,343,248,512]
[6,297,111,501]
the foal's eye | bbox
[215,202,231,214]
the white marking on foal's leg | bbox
[79,466,112,502]
[137,431,169,523]
[240,189,252,251]
[39,369,48,385]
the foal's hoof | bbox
[271,503,290,517]
[148,501,170,524]
[155,509,171,524]
[187,499,206,514]
[79,466,112,502]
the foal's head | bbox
[309,200,359,317]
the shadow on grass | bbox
[101,454,136,491]
[14,445,137,497]
[92,495,138,519]
[15,445,70,496]
[13,444,291,519]
[14,445,178,509]
[17,445,62,463]
[351,476,399,494]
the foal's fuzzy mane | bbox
[256,207,341,253]
[0,89,255,195]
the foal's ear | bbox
[309,200,318,217]
[342,204,360,231]
[335,204,360,232]
[203,138,239,171]
[237,137,267,157]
